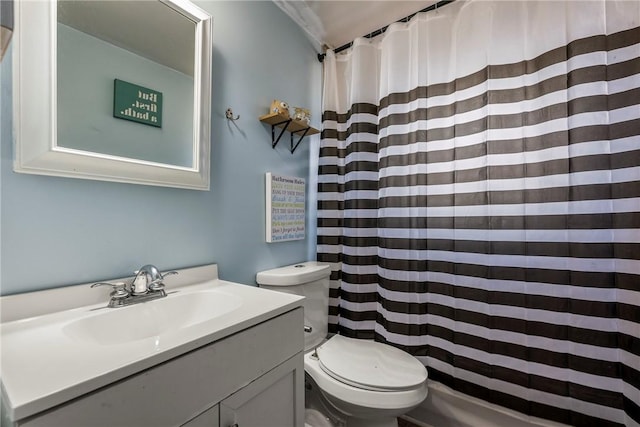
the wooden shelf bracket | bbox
[271,119,292,149]
[259,113,319,154]
[290,127,311,154]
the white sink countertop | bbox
[0,264,304,422]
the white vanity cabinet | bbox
[14,308,304,427]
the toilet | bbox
[256,262,428,427]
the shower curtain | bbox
[316,1,639,426]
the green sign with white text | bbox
[113,79,163,128]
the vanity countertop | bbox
[0,264,303,422]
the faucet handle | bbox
[91,282,129,300]
[147,279,164,292]
[147,270,178,292]
[162,270,178,278]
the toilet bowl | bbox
[256,262,429,427]
[306,335,428,427]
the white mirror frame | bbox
[13,0,212,190]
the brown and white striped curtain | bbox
[316,1,639,426]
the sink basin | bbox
[63,290,242,345]
[0,265,304,423]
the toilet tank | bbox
[256,262,331,351]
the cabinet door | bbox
[219,353,304,427]
[180,405,219,427]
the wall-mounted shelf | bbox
[259,113,320,154]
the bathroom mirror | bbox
[13,0,212,190]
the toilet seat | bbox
[304,350,428,416]
[315,335,427,392]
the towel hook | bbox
[225,107,240,121]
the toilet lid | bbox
[315,335,427,391]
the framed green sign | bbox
[113,79,163,128]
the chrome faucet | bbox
[91,265,178,308]
[132,264,178,294]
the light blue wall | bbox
[57,23,195,167]
[0,1,322,295]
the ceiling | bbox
[58,1,195,75]
[59,1,440,71]
[273,0,439,50]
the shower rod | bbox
[317,0,455,62]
